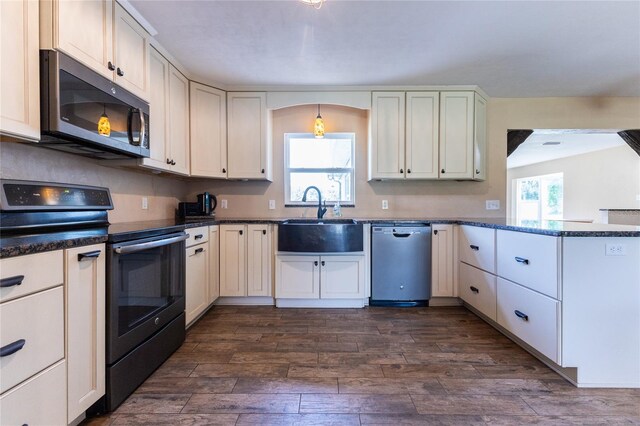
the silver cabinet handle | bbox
[114,233,188,254]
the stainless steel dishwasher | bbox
[371,224,431,307]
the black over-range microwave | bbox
[39,50,150,159]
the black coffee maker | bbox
[197,192,217,216]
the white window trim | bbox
[284,132,356,206]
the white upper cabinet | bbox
[370,90,486,181]
[370,92,405,179]
[439,91,487,180]
[0,0,40,141]
[41,0,150,101]
[113,2,150,100]
[227,92,272,180]
[140,48,189,175]
[406,92,439,179]
[190,82,227,178]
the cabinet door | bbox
[473,94,487,181]
[227,92,270,180]
[439,92,474,179]
[0,0,39,141]
[370,92,405,179]
[186,243,209,326]
[247,225,272,297]
[220,225,247,296]
[168,65,190,175]
[190,82,227,178]
[65,244,106,421]
[276,256,319,299]
[141,47,170,171]
[431,224,456,297]
[405,92,439,179]
[56,0,113,80]
[320,256,365,299]
[209,226,220,304]
[113,2,149,101]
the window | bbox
[515,173,564,226]
[284,133,355,205]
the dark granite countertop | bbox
[2,216,638,259]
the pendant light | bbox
[97,104,111,137]
[314,104,325,139]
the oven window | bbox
[115,244,183,336]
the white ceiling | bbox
[507,131,627,169]
[129,0,640,97]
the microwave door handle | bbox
[126,107,134,144]
[113,233,188,255]
[139,109,146,147]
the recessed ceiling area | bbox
[507,131,627,169]
[129,0,640,97]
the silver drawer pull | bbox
[0,339,26,357]
[515,256,529,265]
[0,275,24,288]
[514,310,529,321]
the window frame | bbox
[284,132,356,207]
[515,172,564,225]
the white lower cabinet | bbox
[0,361,67,426]
[497,277,561,364]
[65,244,106,421]
[431,224,456,297]
[208,226,220,304]
[276,255,365,301]
[458,262,496,321]
[186,226,210,326]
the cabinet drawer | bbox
[497,230,560,298]
[0,360,67,426]
[459,225,495,273]
[0,286,64,393]
[0,250,63,303]
[186,226,210,247]
[459,262,496,321]
[497,277,561,363]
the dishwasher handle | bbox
[392,232,412,238]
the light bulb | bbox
[98,113,111,137]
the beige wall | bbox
[0,142,188,223]
[190,97,640,220]
[507,145,640,222]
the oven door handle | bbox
[113,233,189,254]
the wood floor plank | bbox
[521,395,640,416]
[299,394,417,414]
[411,394,536,415]
[136,377,237,394]
[359,413,486,425]
[438,378,552,395]
[185,333,262,343]
[109,414,239,425]
[381,364,481,379]
[230,351,318,364]
[403,352,497,365]
[181,393,301,414]
[193,341,279,352]
[338,378,446,395]
[236,413,360,425]
[114,394,192,414]
[233,378,338,394]
[277,341,359,353]
[481,415,640,425]
[191,363,289,378]
[356,342,441,353]
[149,361,198,379]
[318,352,406,365]
[474,365,561,379]
[288,364,385,378]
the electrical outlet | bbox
[141,197,148,210]
[636,194,640,202]
[605,243,626,256]
[268,200,276,210]
[221,199,228,209]
[486,200,500,210]
[382,200,389,210]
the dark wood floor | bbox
[86,306,640,425]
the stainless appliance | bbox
[103,222,187,411]
[371,224,432,307]
[39,50,150,159]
